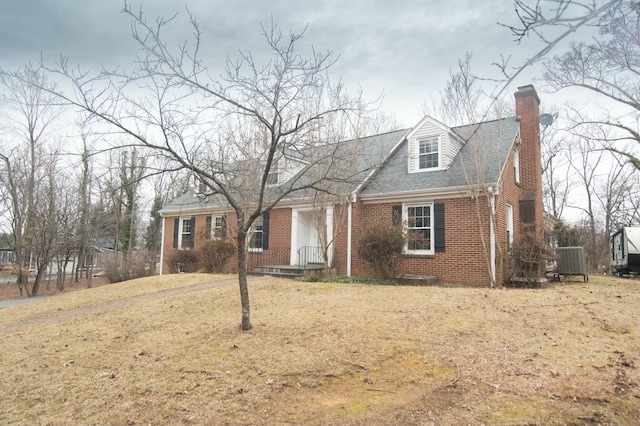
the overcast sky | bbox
[0,0,604,127]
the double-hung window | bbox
[249,215,264,250]
[506,204,514,253]
[181,218,193,248]
[173,217,195,249]
[418,137,439,169]
[266,171,278,185]
[405,204,433,253]
[514,149,520,184]
[213,215,224,238]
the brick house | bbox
[159,85,544,286]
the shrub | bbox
[167,249,201,274]
[102,250,153,283]
[357,222,406,280]
[508,233,554,287]
[200,239,236,273]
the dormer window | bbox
[419,137,439,169]
[266,170,278,185]
[406,116,458,173]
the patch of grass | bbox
[322,275,397,285]
[438,282,464,288]
[0,273,232,327]
[0,275,637,425]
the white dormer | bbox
[407,116,463,173]
[269,153,308,185]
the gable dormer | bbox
[407,115,463,173]
[269,150,308,185]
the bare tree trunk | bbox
[236,228,251,330]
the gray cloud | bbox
[1,0,593,125]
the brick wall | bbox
[161,207,292,275]
[514,85,544,240]
[350,198,494,286]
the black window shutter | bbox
[221,215,227,237]
[434,203,445,252]
[173,218,179,248]
[262,212,270,249]
[188,217,196,248]
[205,216,212,240]
[392,205,402,226]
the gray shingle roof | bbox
[360,117,520,197]
[160,117,519,214]
[161,129,408,214]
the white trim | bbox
[514,149,520,184]
[403,202,435,255]
[360,185,483,204]
[177,217,193,249]
[506,203,514,251]
[160,206,230,217]
[159,216,165,276]
[211,215,224,239]
[347,200,352,276]
[290,209,299,265]
[415,135,441,172]
[489,192,496,283]
[326,206,334,268]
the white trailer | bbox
[611,227,640,276]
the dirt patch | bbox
[0,274,637,425]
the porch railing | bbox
[247,247,291,270]
[246,246,326,270]
[297,246,324,269]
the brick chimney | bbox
[514,85,544,239]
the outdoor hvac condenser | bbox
[556,247,588,282]
[611,227,640,276]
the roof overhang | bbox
[359,183,496,204]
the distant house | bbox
[0,246,15,267]
[159,85,545,286]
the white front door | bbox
[290,207,333,266]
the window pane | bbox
[406,205,432,251]
[418,138,438,169]
[408,229,431,250]
[181,218,193,247]
[250,216,264,249]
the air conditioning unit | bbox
[556,247,588,282]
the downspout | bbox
[488,186,496,285]
[159,214,165,276]
[347,193,354,277]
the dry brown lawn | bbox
[0,273,638,425]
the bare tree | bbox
[541,124,573,219]
[73,134,93,284]
[497,0,638,169]
[0,65,62,296]
[541,1,639,169]
[144,165,188,274]
[119,148,146,254]
[34,9,371,329]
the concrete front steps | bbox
[251,264,324,279]
[395,274,439,286]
